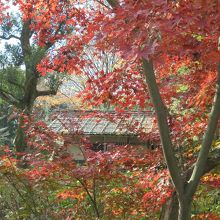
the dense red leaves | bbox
[8,0,91,75]
[1,0,220,217]
[75,0,220,149]
[37,41,87,75]
[25,163,59,181]
[92,0,219,66]
[90,0,219,105]
[9,0,220,127]
[141,169,172,211]
[16,0,86,44]
[155,57,217,146]
[11,117,170,214]
[17,0,220,199]
[80,67,149,108]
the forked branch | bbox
[142,58,184,197]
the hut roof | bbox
[49,110,154,136]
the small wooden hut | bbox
[49,110,155,161]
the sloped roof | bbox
[49,110,153,136]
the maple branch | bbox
[106,0,183,199]
[3,173,38,216]
[142,59,184,197]
[68,78,85,91]
[76,178,100,219]
[186,62,220,198]
[161,146,220,220]
[37,75,63,97]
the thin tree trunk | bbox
[91,0,220,216]
[14,115,28,168]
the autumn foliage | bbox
[0,0,220,219]
[0,117,172,219]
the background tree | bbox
[0,0,86,154]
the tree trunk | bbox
[160,193,179,220]
[160,195,192,220]
[14,115,28,167]
[14,117,26,154]
[178,198,192,220]
[14,104,33,167]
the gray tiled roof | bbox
[49,110,153,135]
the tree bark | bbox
[14,117,26,154]
[142,59,184,197]
[160,194,192,220]
[160,193,179,220]
[178,198,192,220]
[14,106,33,167]
[103,0,220,217]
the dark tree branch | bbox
[0,34,20,40]
[29,30,34,39]
[8,79,24,90]
[0,87,22,108]
[95,0,111,9]
[0,87,21,102]
[106,0,184,197]
[76,178,100,219]
[161,145,220,220]
[36,89,57,96]
[106,0,119,7]
[21,21,32,58]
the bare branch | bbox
[8,80,24,90]
[0,34,20,40]
[36,89,57,96]
[0,87,22,108]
